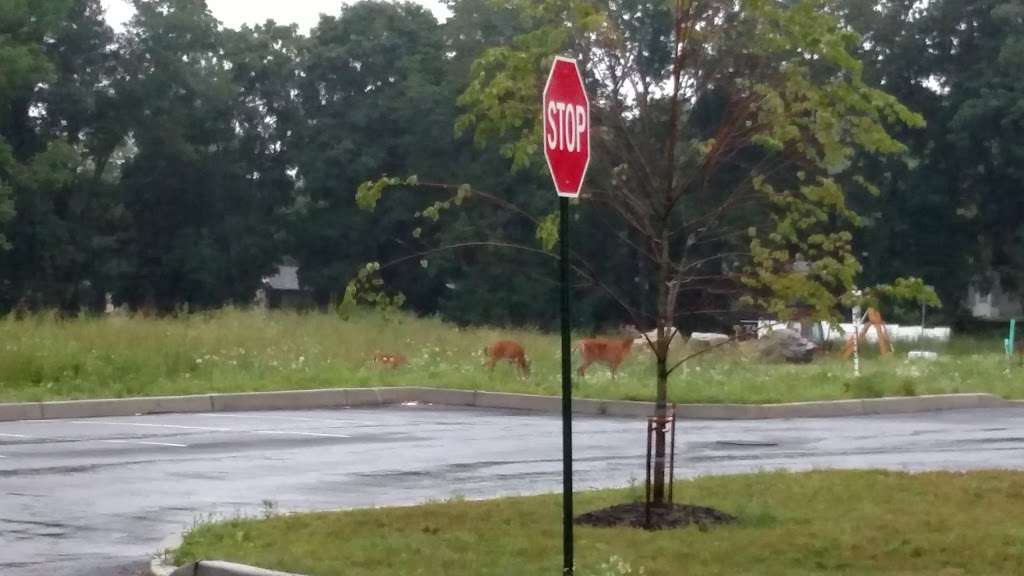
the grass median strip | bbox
[175,469,1024,576]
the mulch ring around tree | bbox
[575,502,738,531]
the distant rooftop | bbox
[263,265,301,291]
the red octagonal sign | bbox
[543,56,590,198]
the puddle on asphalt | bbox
[714,440,779,448]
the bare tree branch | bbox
[379,241,651,325]
[413,181,542,227]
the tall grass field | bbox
[0,309,1019,404]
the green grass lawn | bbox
[0,309,1019,404]
[174,470,1024,575]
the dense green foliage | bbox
[176,470,1024,575]
[0,0,1019,328]
[842,0,1024,316]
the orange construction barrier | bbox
[841,307,893,359]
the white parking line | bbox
[62,419,350,439]
[101,439,188,448]
[0,433,31,439]
[201,413,359,425]
[67,421,233,432]
[254,430,351,439]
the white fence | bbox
[757,321,951,343]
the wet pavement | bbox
[1,404,1023,575]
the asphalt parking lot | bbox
[2,404,1024,576]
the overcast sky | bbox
[101,0,450,32]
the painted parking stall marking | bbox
[100,439,188,448]
[66,420,234,432]
[63,417,353,440]
[253,430,351,439]
[200,413,361,425]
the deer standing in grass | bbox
[484,340,530,377]
[576,328,638,379]
[372,351,407,369]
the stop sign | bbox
[543,56,590,198]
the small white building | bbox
[259,264,314,309]
[966,275,1023,320]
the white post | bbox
[852,289,862,377]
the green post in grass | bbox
[1008,319,1017,358]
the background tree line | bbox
[0,0,1021,329]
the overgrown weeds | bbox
[0,309,1018,404]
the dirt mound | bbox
[575,502,737,531]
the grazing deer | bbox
[576,327,638,379]
[484,340,530,377]
[372,351,408,369]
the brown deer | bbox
[576,327,638,379]
[372,351,408,369]
[484,340,530,377]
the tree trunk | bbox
[649,0,686,506]
[652,233,671,504]
[652,351,669,504]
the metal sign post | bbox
[543,56,589,576]
[852,289,862,377]
[559,196,573,575]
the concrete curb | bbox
[149,530,306,576]
[44,395,214,419]
[409,388,1012,420]
[149,532,183,576]
[153,560,305,576]
[0,402,43,421]
[0,388,1017,423]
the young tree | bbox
[362,0,926,505]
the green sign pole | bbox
[1009,319,1017,358]
[545,55,587,576]
[559,195,574,576]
